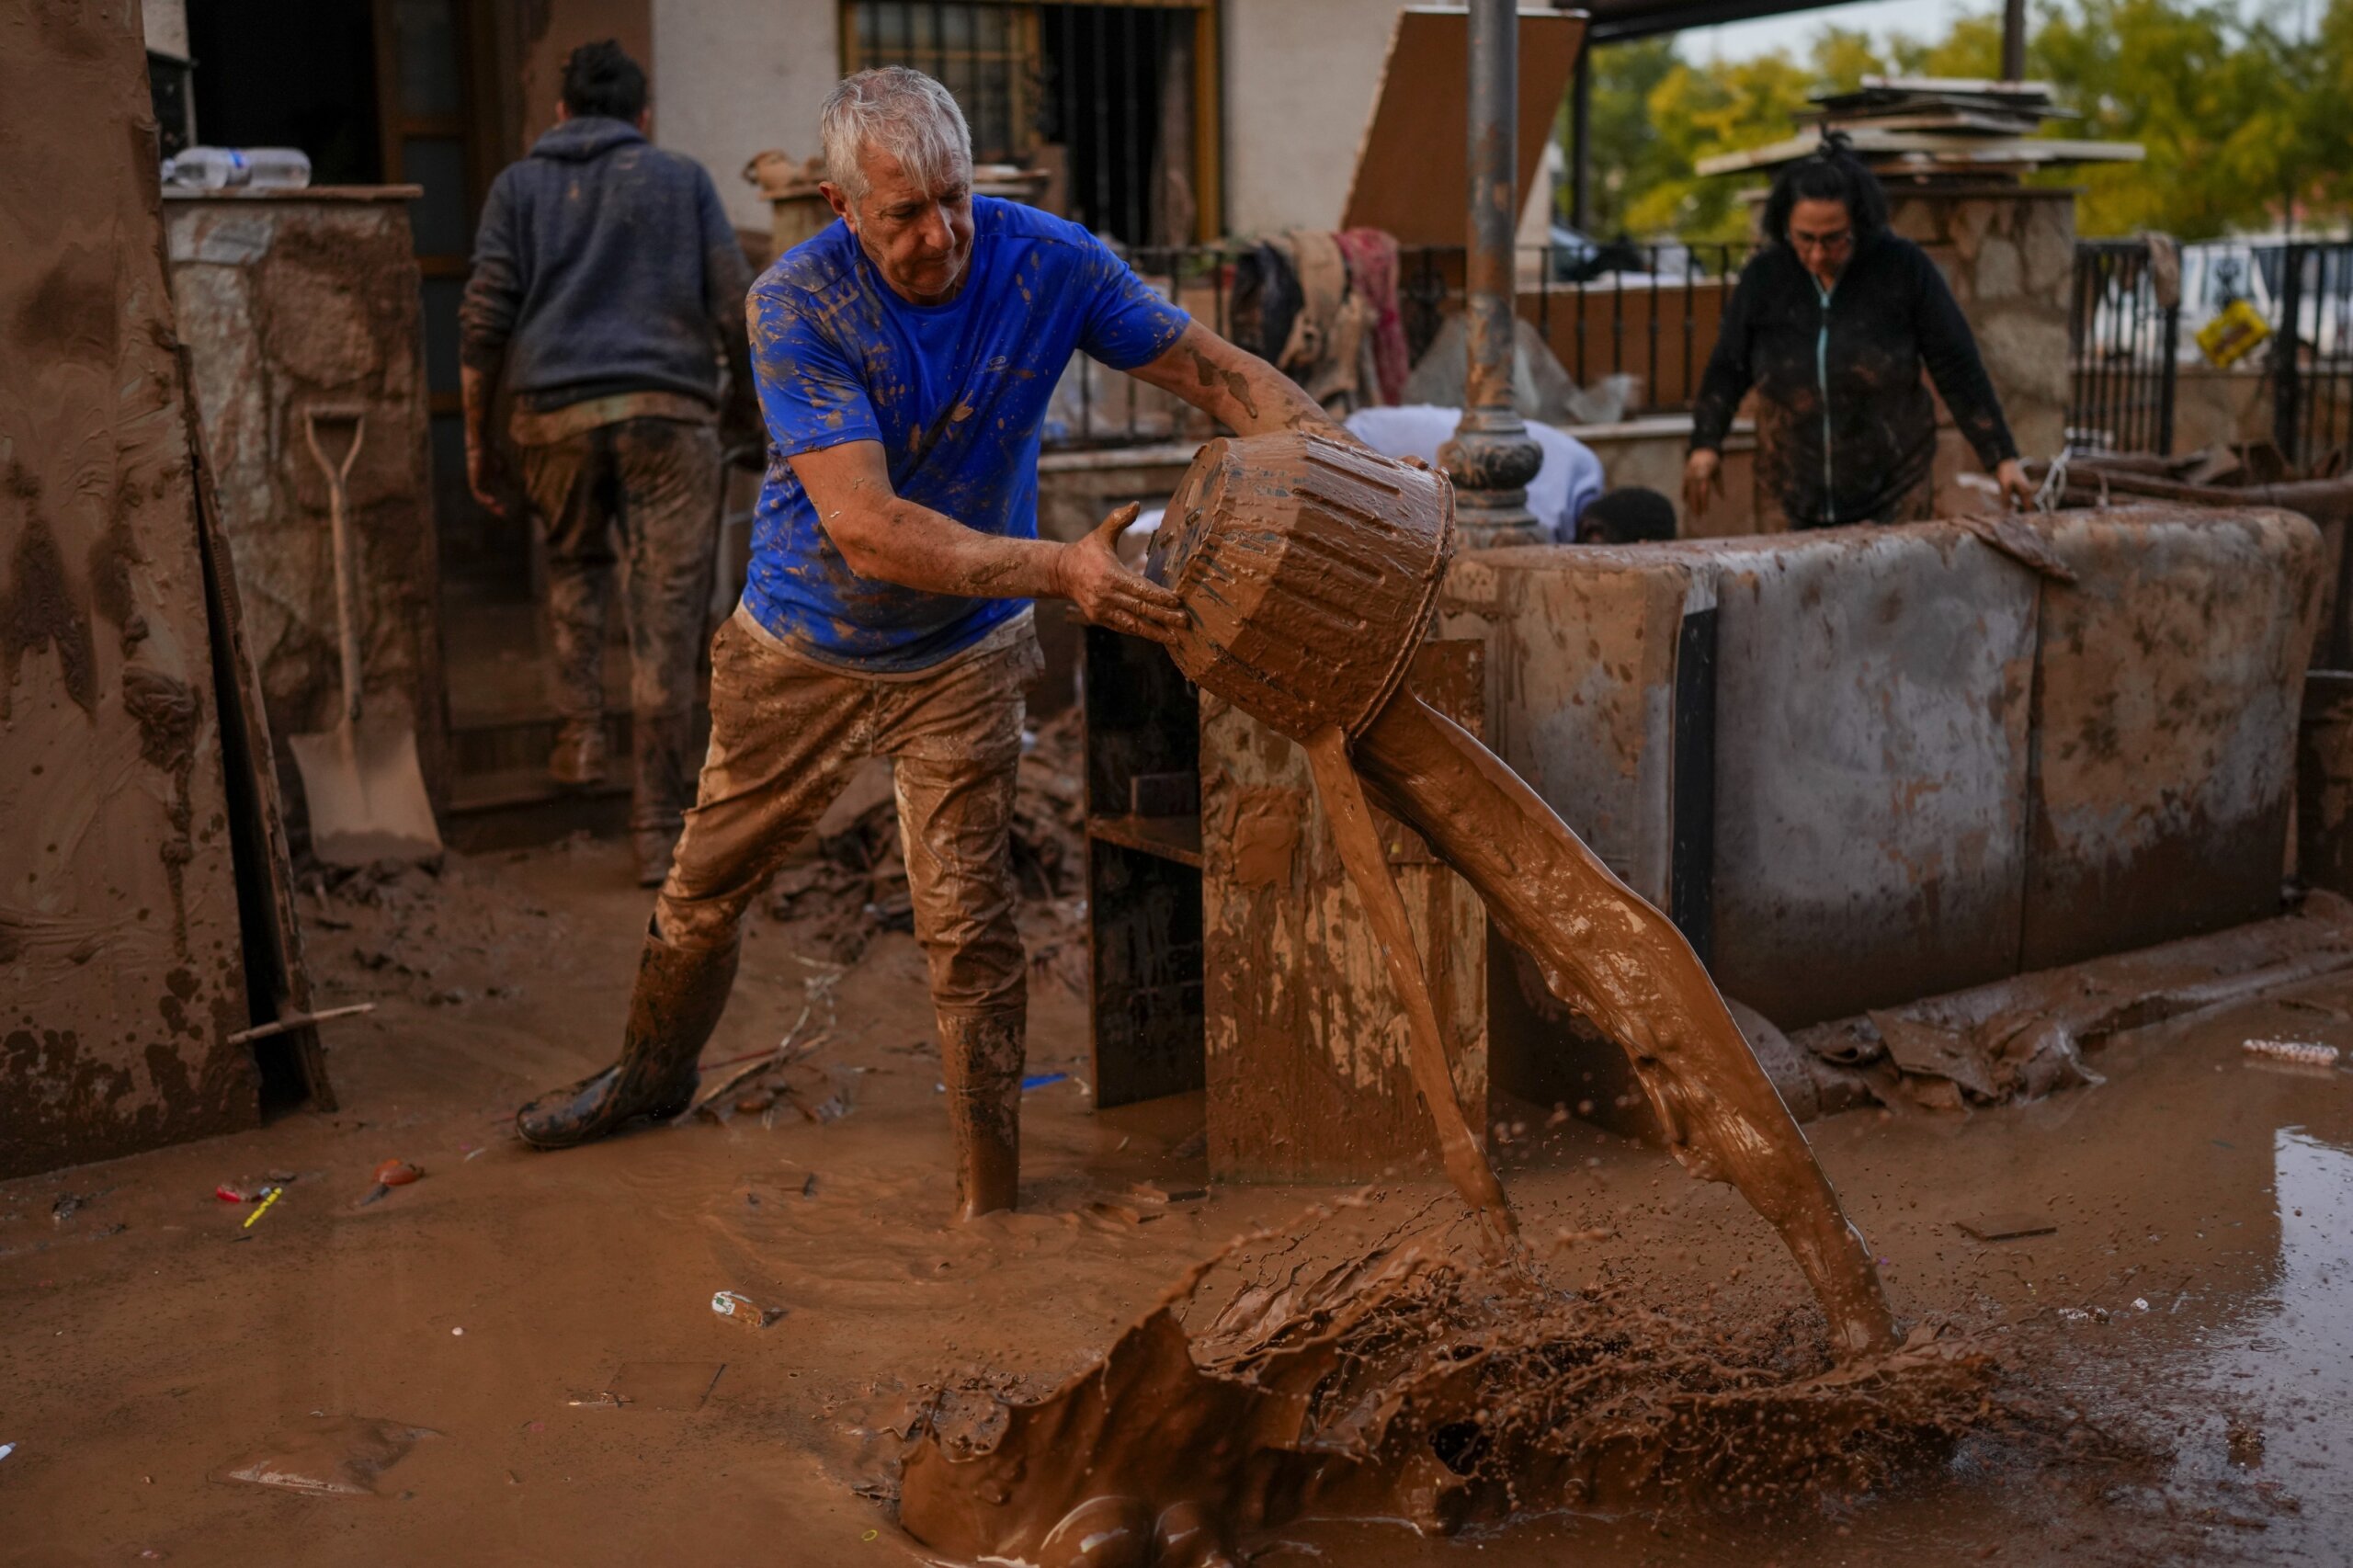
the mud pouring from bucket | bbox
[1144,430,1896,1359]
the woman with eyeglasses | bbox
[1683,133,2034,529]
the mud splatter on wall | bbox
[1,0,257,1176]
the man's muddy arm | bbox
[1130,319,1358,442]
[790,440,1186,642]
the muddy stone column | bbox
[1439,0,1545,548]
[1886,185,2075,471]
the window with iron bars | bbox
[840,1,1221,247]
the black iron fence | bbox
[2275,242,2353,473]
[2067,238,2180,458]
[2070,235,2353,474]
[1047,239,1752,449]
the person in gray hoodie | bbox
[459,40,755,885]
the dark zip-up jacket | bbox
[1689,234,2017,528]
[460,117,752,410]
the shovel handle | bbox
[303,410,368,726]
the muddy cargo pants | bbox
[655,610,1041,1214]
[519,417,722,851]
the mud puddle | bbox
[2,840,2350,1566]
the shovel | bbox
[287,405,444,867]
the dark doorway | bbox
[186,0,383,185]
[1038,5,1182,248]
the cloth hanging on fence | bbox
[1229,241,1302,367]
[1279,229,1376,411]
[1335,227,1409,405]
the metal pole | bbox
[2001,0,2027,81]
[1440,0,1544,548]
[1569,48,1592,232]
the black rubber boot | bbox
[939,1008,1025,1218]
[516,926,741,1150]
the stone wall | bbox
[1888,186,2076,466]
[165,191,446,835]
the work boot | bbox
[939,1009,1025,1219]
[549,717,609,790]
[515,926,741,1150]
[629,710,698,888]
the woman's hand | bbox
[1995,458,2035,511]
[1682,449,1723,523]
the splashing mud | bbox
[899,1214,1995,1566]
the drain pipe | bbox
[1440,0,1545,548]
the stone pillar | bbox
[1885,185,2076,466]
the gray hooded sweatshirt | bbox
[459,117,752,411]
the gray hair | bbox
[820,67,972,203]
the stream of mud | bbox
[892,435,1923,1563]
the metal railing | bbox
[1045,239,1751,450]
[2274,242,2353,473]
[2067,239,2180,458]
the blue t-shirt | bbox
[744,197,1191,671]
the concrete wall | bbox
[2174,365,2272,454]
[1438,506,2325,1030]
[653,0,837,233]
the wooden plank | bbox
[1200,641,1487,1183]
[0,1,259,1176]
[181,347,335,1110]
[1340,8,1586,248]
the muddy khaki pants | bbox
[656,610,1040,1042]
[519,417,723,839]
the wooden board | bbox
[1,2,260,1176]
[1340,7,1586,248]
[183,348,334,1111]
[1200,641,1488,1184]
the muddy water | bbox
[3,843,2351,1566]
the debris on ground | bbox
[692,969,849,1123]
[1790,895,2353,1115]
[215,1416,437,1498]
[767,708,1089,982]
[373,1160,422,1187]
[710,1289,785,1329]
[1957,1212,2059,1243]
[2241,1038,2342,1068]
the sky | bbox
[1681,0,2296,60]
[1687,0,1974,60]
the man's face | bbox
[824,144,973,305]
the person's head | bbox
[556,40,648,129]
[819,67,975,305]
[1578,486,1678,545]
[1762,131,1888,288]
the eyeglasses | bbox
[1791,228,1853,254]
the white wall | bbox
[653,0,839,232]
[1222,0,1401,234]
[141,0,188,59]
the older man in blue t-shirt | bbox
[516,67,1343,1216]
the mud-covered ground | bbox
[3,836,2348,1566]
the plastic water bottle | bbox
[163,146,313,191]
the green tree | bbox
[1567,0,2352,244]
[1566,35,1678,236]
